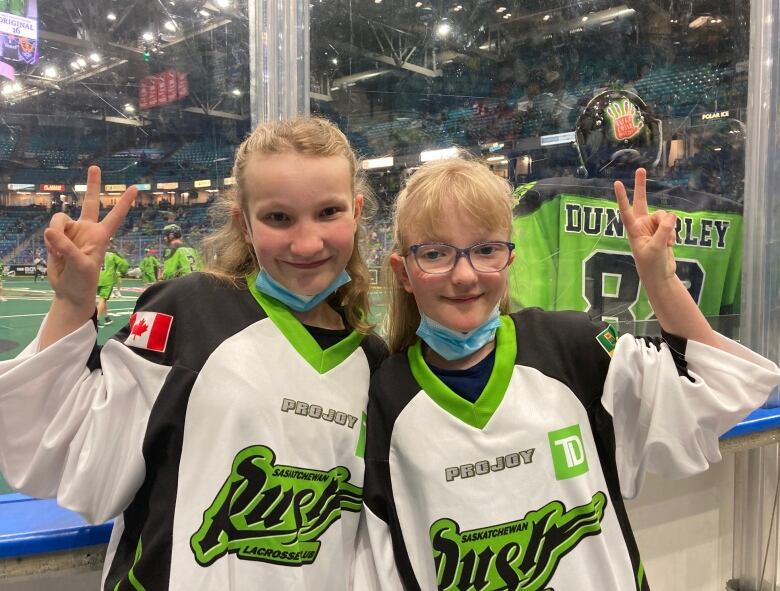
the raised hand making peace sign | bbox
[613,167,678,286]
[41,166,137,347]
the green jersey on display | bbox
[509,177,743,324]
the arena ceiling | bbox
[0,0,743,155]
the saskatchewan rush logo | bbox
[430,492,607,590]
[190,445,363,567]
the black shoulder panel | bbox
[512,307,612,410]
[363,352,424,590]
[359,333,390,376]
[108,273,268,372]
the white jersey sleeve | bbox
[0,319,171,523]
[602,332,780,499]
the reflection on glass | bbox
[311,0,749,337]
[1,0,250,266]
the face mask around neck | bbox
[244,213,351,312]
[255,269,351,312]
[416,306,501,361]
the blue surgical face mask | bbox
[255,269,351,312]
[416,306,501,361]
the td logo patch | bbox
[548,424,589,480]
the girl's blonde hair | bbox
[202,116,375,334]
[384,157,514,353]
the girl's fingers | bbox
[101,186,138,236]
[44,227,82,262]
[49,212,73,231]
[632,168,649,217]
[614,180,635,227]
[665,212,678,247]
[43,231,61,260]
[79,166,102,222]
[650,211,677,250]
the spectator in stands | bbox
[139,248,161,284]
[161,223,203,279]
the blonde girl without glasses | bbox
[0,117,386,591]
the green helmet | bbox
[163,223,182,239]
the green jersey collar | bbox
[408,315,517,430]
[247,272,364,374]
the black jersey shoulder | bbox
[514,176,741,216]
[365,351,422,461]
[363,350,424,589]
[102,272,268,371]
[511,307,613,409]
[359,333,390,375]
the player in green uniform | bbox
[509,90,742,330]
[0,259,6,302]
[161,223,203,279]
[139,248,161,284]
[97,242,129,326]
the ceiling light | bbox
[420,147,458,162]
[331,58,338,65]
[107,12,116,21]
[543,14,551,21]
[216,0,230,6]
[43,65,58,78]
[436,20,452,37]
[89,52,101,63]
[689,16,709,28]
[70,61,80,70]
[11,82,21,92]
[199,9,210,17]
[453,5,462,10]
[76,57,87,67]
[142,31,154,41]
[503,13,511,18]
[362,157,394,170]
[415,1,422,6]
[582,16,589,22]
[124,103,136,112]
[231,88,242,96]
[164,20,176,32]
[496,6,506,12]
[375,0,382,4]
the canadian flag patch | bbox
[125,311,173,353]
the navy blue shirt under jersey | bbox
[427,348,496,403]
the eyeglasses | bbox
[406,241,515,274]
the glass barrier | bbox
[0,0,250,261]
[0,0,250,494]
[311,0,750,340]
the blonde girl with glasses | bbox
[0,118,387,590]
[358,158,779,591]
